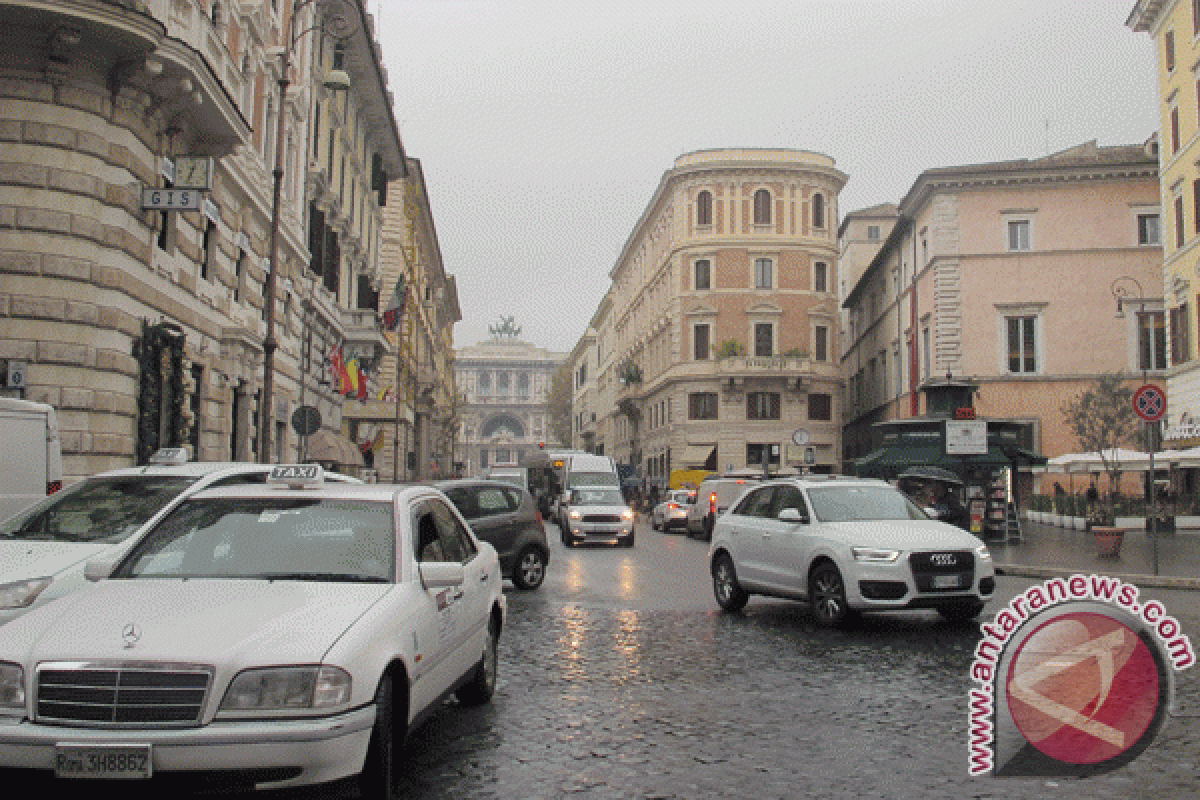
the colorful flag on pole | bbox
[360,427,385,454]
[380,385,395,404]
[331,346,350,394]
[357,365,368,402]
[344,357,360,397]
[382,274,407,331]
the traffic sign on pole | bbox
[1133,384,1166,422]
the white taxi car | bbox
[0,465,504,795]
[0,449,360,627]
[709,476,994,626]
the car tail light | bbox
[667,502,677,510]
[709,492,717,515]
[534,510,545,532]
[46,481,62,495]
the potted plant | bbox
[1087,507,1124,557]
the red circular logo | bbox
[1006,612,1162,765]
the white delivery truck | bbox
[0,398,63,521]
[555,453,621,530]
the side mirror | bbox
[419,561,464,590]
[84,556,118,582]
[778,507,810,524]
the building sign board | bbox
[946,420,988,455]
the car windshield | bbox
[572,488,625,506]
[806,485,929,523]
[570,472,618,487]
[0,475,197,544]
[116,497,395,582]
[671,491,694,504]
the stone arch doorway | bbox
[481,413,525,440]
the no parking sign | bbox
[1133,384,1167,422]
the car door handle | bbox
[451,589,464,600]
[480,572,489,583]
[762,533,772,539]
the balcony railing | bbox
[716,355,812,375]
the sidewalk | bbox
[989,520,1200,590]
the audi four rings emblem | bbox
[931,553,956,566]
[122,623,142,649]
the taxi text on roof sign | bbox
[269,465,324,486]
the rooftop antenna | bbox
[1043,118,1050,156]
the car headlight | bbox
[568,510,582,520]
[621,510,635,520]
[0,662,25,712]
[976,545,993,562]
[219,666,351,714]
[0,577,52,609]
[852,547,900,563]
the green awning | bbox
[855,444,1045,477]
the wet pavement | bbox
[254,521,1200,800]
[990,520,1200,589]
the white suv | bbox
[708,476,994,626]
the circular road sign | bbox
[291,405,321,436]
[791,428,811,446]
[1133,384,1167,423]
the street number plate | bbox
[932,575,961,589]
[55,744,152,779]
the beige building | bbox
[1129,2,1200,450]
[570,148,848,484]
[841,142,1163,482]
[0,1,455,479]
[456,328,565,475]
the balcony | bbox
[342,308,391,357]
[716,355,813,379]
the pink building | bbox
[841,141,1163,494]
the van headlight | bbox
[0,577,52,609]
[568,510,582,520]
[621,510,635,520]
[0,662,25,712]
[218,666,351,715]
[976,545,992,562]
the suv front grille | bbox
[36,663,212,726]
[909,550,975,592]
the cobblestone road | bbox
[273,525,1200,798]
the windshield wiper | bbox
[250,572,389,583]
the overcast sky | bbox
[377,0,1158,355]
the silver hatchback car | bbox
[559,487,635,547]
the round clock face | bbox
[791,429,810,446]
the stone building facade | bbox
[569,148,848,483]
[840,141,1163,480]
[456,331,565,476]
[0,0,455,480]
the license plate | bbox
[933,575,961,589]
[55,744,152,779]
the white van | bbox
[0,398,63,522]
[555,453,621,529]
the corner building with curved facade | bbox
[571,149,847,481]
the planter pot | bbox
[1114,516,1144,530]
[1093,527,1125,558]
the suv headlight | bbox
[621,510,635,520]
[0,662,25,712]
[976,545,993,562]
[852,547,900,563]
[219,666,351,715]
[0,577,52,609]
[568,510,582,520]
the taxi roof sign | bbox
[149,447,191,465]
[269,464,324,487]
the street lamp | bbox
[258,0,357,463]
[1111,275,1160,575]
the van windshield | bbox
[569,472,619,487]
[0,476,197,544]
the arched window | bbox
[697,190,712,226]
[753,189,771,225]
[812,193,825,229]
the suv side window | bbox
[475,488,512,517]
[735,487,776,518]
[771,485,809,519]
[206,472,268,487]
